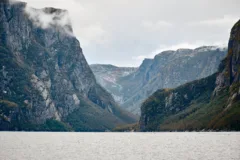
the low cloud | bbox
[132,42,227,66]
[9,0,240,67]
[25,5,73,36]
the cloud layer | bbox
[25,6,73,36]
[15,0,240,66]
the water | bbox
[0,132,239,160]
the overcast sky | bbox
[20,0,240,66]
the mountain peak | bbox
[0,1,137,131]
[139,58,153,69]
[218,19,240,86]
[22,2,73,34]
[155,50,175,57]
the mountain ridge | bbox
[139,20,240,131]
[91,46,227,115]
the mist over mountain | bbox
[0,0,239,132]
[0,0,136,131]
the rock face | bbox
[0,1,136,131]
[90,64,137,104]
[139,20,240,131]
[96,46,226,115]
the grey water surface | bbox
[0,132,239,160]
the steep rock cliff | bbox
[140,20,240,131]
[90,64,137,104]
[119,46,227,114]
[0,1,136,131]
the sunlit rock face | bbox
[0,1,136,131]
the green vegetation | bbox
[159,88,229,131]
[113,123,139,132]
[65,98,123,132]
[140,74,216,131]
[40,119,71,132]
[140,19,240,131]
[140,75,240,131]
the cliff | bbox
[90,64,137,104]
[0,1,136,131]
[119,46,226,115]
[139,20,240,131]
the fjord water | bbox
[0,132,239,160]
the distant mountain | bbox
[0,1,137,131]
[92,46,227,115]
[119,46,227,114]
[90,64,137,104]
[139,20,240,131]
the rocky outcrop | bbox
[0,1,136,131]
[214,21,240,92]
[118,46,227,115]
[90,64,137,104]
[139,20,240,131]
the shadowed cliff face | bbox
[0,1,136,131]
[215,20,240,92]
[139,20,240,131]
[227,20,240,84]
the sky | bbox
[17,0,240,66]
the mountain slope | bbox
[0,1,136,131]
[117,47,226,114]
[139,20,240,131]
[90,64,137,104]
